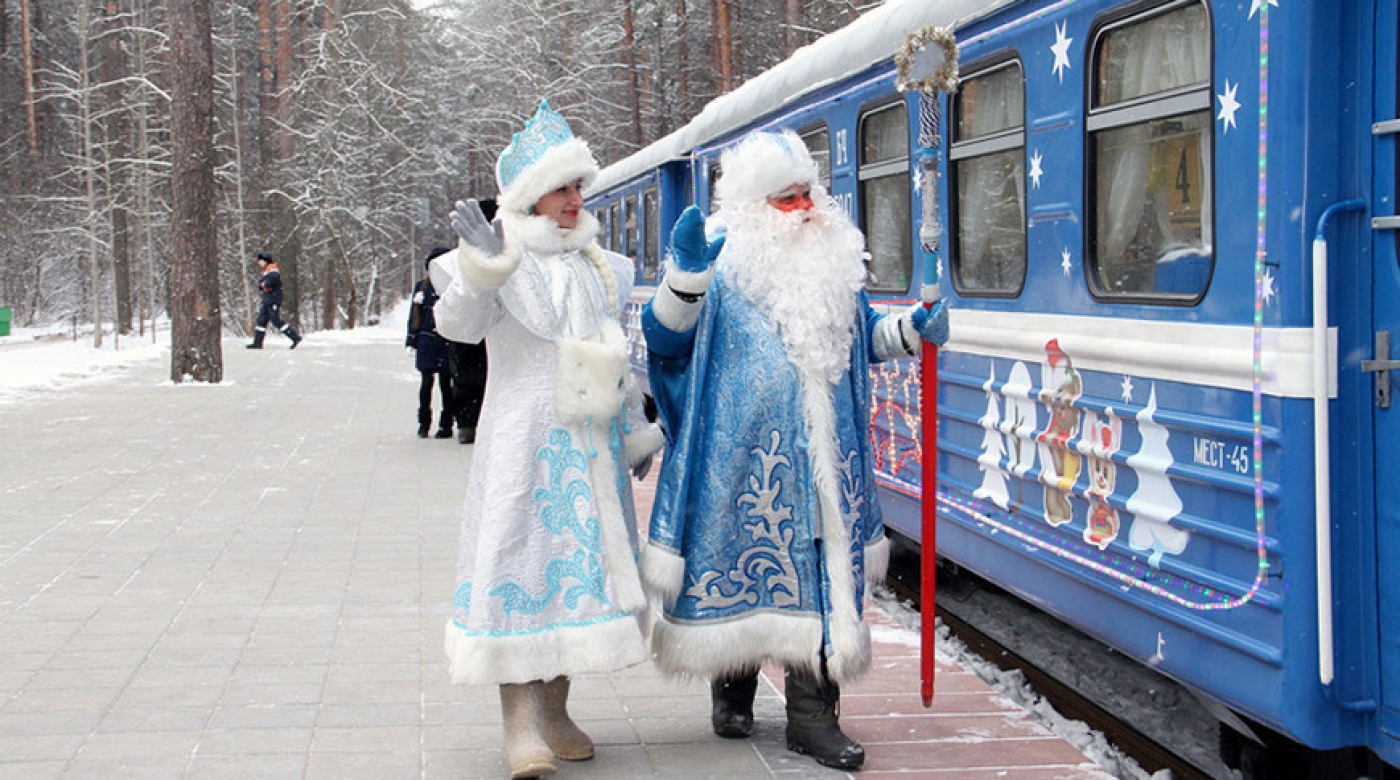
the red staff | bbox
[896,25,959,709]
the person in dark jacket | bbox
[247,252,302,349]
[407,247,455,438]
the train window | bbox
[625,194,639,259]
[643,187,660,280]
[708,161,721,213]
[1088,1,1213,301]
[800,126,832,187]
[951,60,1027,296]
[609,201,620,251]
[858,102,911,293]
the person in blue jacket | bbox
[247,252,302,349]
[406,247,455,438]
[640,130,949,771]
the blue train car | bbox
[587,0,1400,774]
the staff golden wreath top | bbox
[895,25,960,96]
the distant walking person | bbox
[247,252,302,349]
[407,247,456,439]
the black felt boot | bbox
[710,668,760,739]
[284,325,302,349]
[784,666,864,770]
[246,329,265,349]
[417,408,431,439]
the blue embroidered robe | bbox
[641,276,890,682]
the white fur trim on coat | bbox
[501,209,599,255]
[864,532,890,585]
[640,543,686,611]
[799,372,874,683]
[555,319,628,424]
[498,137,600,217]
[872,304,921,361]
[649,609,850,681]
[625,423,664,469]
[456,237,522,291]
[444,614,647,686]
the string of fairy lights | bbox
[870,5,1274,612]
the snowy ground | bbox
[0,308,1174,780]
[0,304,412,405]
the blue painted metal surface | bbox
[586,0,1400,768]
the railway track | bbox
[885,546,1224,780]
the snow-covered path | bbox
[0,326,1135,778]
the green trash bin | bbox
[0,307,10,337]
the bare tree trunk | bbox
[134,0,159,340]
[711,0,733,93]
[169,0,223,383]
[224,1,253,334]
[103,0,133,335]
[621,0,641,148]
[257,0,274,145]
[675,0,689,111]
[272,0,300,329]
[77,0,105,347]
[784,0,803,56]
[20,0,38,154]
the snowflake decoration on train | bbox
[1262,268,1277,305]
[1061,248,1072,277]
[1029,151,1044,188]
[1120,375,1134,403]
[1217,81,1241,134]
[1248,0,1279,20]
[1050,21,1073,83]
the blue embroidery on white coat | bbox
[686,430,800,609]
[454,582,472,615]
[490,429,610,617]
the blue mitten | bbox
[669,206,724,272]
[911,300,950,347]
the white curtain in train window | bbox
[1095,6,1212,296]
[957,74,1025,292]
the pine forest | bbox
[0,0,872,373]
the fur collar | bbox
[502,209,600,255]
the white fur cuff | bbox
[872,307,919,361]
[864,533,890,585]
[456,237,522,291]
[663,261,713,296]
[650,284,705,334]
[640,543,686,610]
[626,422,664,467]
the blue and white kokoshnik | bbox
[494,99,600,217]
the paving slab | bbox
[0,331,1118,779]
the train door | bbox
[1375,0,1400,734]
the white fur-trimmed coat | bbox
[434,212,663,686]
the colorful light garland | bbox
[865,7,1275,612]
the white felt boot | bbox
[499,682,556,779]
[540,676,594,760]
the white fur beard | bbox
[715,201,867,386]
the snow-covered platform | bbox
[0,329,1122,779]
